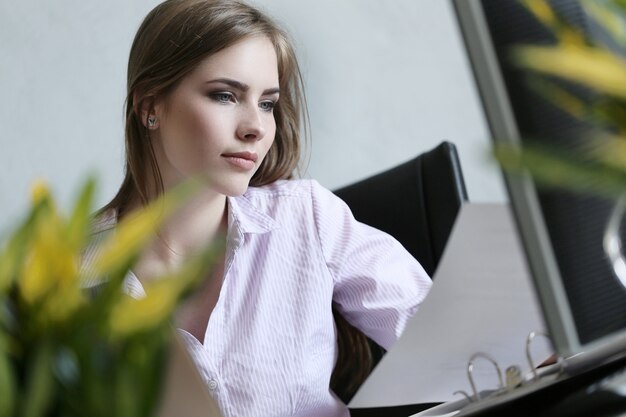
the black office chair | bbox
[330,141,469,416]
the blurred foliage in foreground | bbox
[494,0,626,199]
[0,178,219,417]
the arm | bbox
[310,180,432,349]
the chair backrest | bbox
[330,141,469,407]
[334,141,468,277]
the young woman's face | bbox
[152,35,279,196]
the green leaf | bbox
[524,75,591,120]
[90,179,200,278]
[513,45,626,100]
[494,142,626,199]
[0,336,16,417]
[114,361,137,417]
[523,75,626,135]
[0,173,222,417]
[107,234,224,339]
[21,342,55,417]
[66,176,96,250]
[81,179,203,329]
[0,198,49,293]
[519,0,588,45]
[583,0,626,49]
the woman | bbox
[95,0,432,416]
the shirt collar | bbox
[108,192,279,298]
[227,193,280,235]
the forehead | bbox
[188,35,279,86]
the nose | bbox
[236,105,266,141]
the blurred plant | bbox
[494,0,626,199]
[0,178,220,417]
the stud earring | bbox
[147,116,157,128]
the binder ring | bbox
[525,330,563,380]
[453,390,473,402]
[466,352,504,401]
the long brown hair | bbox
[103,0,306,218]
[103,0,371,403]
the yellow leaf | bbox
[30,179,50,206]
[520,0,559,27]
[66,176,96,251]
[40,285,86,323]
[19,214,79,306]
[519,0,586,45]
[589,133,626,169]
[91,181,199,276]
[0,183,55,293]
[107,235,223,338]
[108,277,184,337]
[527,77,588,119]
[514,45,626,99]
[0,239,20,293]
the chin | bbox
[202,169,257,197]
[225,188,249,197]
[217,179,252,197]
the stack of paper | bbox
[350,203,552,408]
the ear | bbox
[134,92,161,129]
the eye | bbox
[259,100,277,112]
[210,92,235,104]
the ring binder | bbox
[504,365,523,390]
[453,390,472,402]
[458,330,558,405]
[466,352,504,401]
[525,330,557,380]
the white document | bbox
[349,203,552,407]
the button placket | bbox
[207,379,218,391]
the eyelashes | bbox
[208,91,277,112]
[258,100,276,112]
[211,92,234,104]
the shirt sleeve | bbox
[309,180,432,350]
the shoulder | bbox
[233,179,349,232]
[81,209,116,279]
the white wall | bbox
[0,0,506,233]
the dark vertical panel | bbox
[480,0,626,344]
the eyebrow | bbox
[206,78,280,95]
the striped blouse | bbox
[84,179,432,417]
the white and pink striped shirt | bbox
[87,179,431,417]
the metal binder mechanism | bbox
[454,331,564,405]
[412,331,564,417]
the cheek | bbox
[160,117,213,170]
[263,121,277,154]
[179,105,213,137]
[167,106,223,147]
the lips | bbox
[222,151,258,162]
[221,151,258,171]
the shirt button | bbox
[207,379,218,390]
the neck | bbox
[155,190,228,262]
